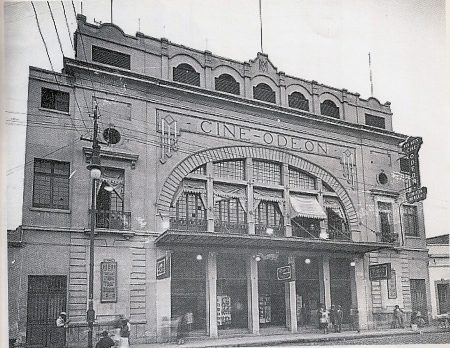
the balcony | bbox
[327,227,352,241]
[169,218,208,232]
[90,210,131,230]
[380,232,399,244]
[214,221,248,234]
[255,224,285,237]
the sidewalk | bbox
[133,325,446,348]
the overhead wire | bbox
[47,1,65,57]
[60,1,74,49]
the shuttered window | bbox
[288,92,309,111]
[215,74,240,95]
[173,63,200,86]
[92,45,130,69]
[41,88,70,113]
[253,83,276,103]
[403,205,419,236]
[320,100,339,118]
[33,159,70,209]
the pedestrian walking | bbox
[335,305,343,333]
[329,305,336,332]
[391,305,405,328]
[349,307,360,333]
[118,318,130,347]
[95,331,115,348]
[319,305,329,334]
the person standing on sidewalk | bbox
[349,307,360,333]
[335,305,343,333]
[319,305,329,334]
[329,305,336,332]
[392,305,405,328]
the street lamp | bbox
[86,105,101,348]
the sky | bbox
[2,0,449,237]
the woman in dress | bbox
[118,318,130,348]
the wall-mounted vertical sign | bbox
[100,259,117,303]
[401,137,427,204]
[156,256,171,280]
[388,269,397,299]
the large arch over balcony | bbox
[157,146,358,231]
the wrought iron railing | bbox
[255,224,285,237]
[214,221,248,234]
[90,210,131,230]
[380,232,399,243]
[169,217,208,232]
[327,226,352,241]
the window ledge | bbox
[30,207,71,214]
[39,107,70,115]
[405,235,421,239]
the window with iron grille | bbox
[378,202,394,237]
[288,92,309,111]
[215,74,240,95]
[213,160,245,180]
[365,114,386,129]
[253,160,282,185]
[400,157,410,174]
[190,165,206,175]
[214,198,246,224]
[41,88,69,113]
[320,100,340,118]
[92,45,130,69]
[173,63,200,86]
[257,201,283,226]
[33,159,70,209]
[403,205,419,236]
[289,168,315,189]
[175,193,207,221]
[253,83,276,103]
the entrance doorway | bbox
[410,279,428,322]
[26,275,67,348]
[217,254,248,329]
[295,257,320,328]
[258,258,287,327]
[330,258,352,322]
[171,252,206,331]
[437,282,450,314]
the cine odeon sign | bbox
[402,137,427,204]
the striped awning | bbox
[290,195,327,220]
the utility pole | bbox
[86,104,101,348]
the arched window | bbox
[253,83,276,103]
[320,100,340,118]
[173,63,200,86]
[288,92,309,111]
[215,74,240,95]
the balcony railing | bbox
[327,227,352,241]
[214,221,248,234]
[255,224,285,237]
[170,218,208,232]
[380,232,399,244]
[90,210,131,230]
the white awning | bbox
[290,195,327,220]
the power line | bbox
[47,1,65,57]
[60,1,74,49]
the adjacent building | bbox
[8,15,431,346]
[427,234,450,319]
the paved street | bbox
[270,331,450,346]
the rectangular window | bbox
[41,88,70,112]
[289,168,315,190]
[403,205,419,236]
[92,45,131,70]
[365,114,386,129]
[400,157,410,174]
[33,159,70,209]
[213,160,245,181]
[378,202,394,242]
[253,160,282,185]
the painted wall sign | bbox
[156,256,171,280]
[277,264,294,282]
[100,259,117,303]
[388,269,397,299]
[369,263,391,281]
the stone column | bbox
[319,256,332,309]
[206,162,215,232]
[206,251,218,337]
[156,250,171,343]
[283,163,292,237]
[246,158,255,235]
[311,80,321,114]
[161,38,169,80]
[247,256,260,334]
[279,72,287,106]
[354,255,369,330]
[244,63,252,98]
[205,51,212,89]
[285,255,297,332]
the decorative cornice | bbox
[83,147,139,169]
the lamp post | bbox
[86,105,101,348]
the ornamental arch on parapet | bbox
[156,145,358,231]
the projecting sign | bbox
[406,187,427,204]
[156,256,170,280]
[100,259,117,303]
[277,264,294,282]
[369,263,391,281]
[402,137,423,154]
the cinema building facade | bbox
[8,15,431,346]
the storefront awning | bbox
[155,230,393,254]
[290,195,327,220]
